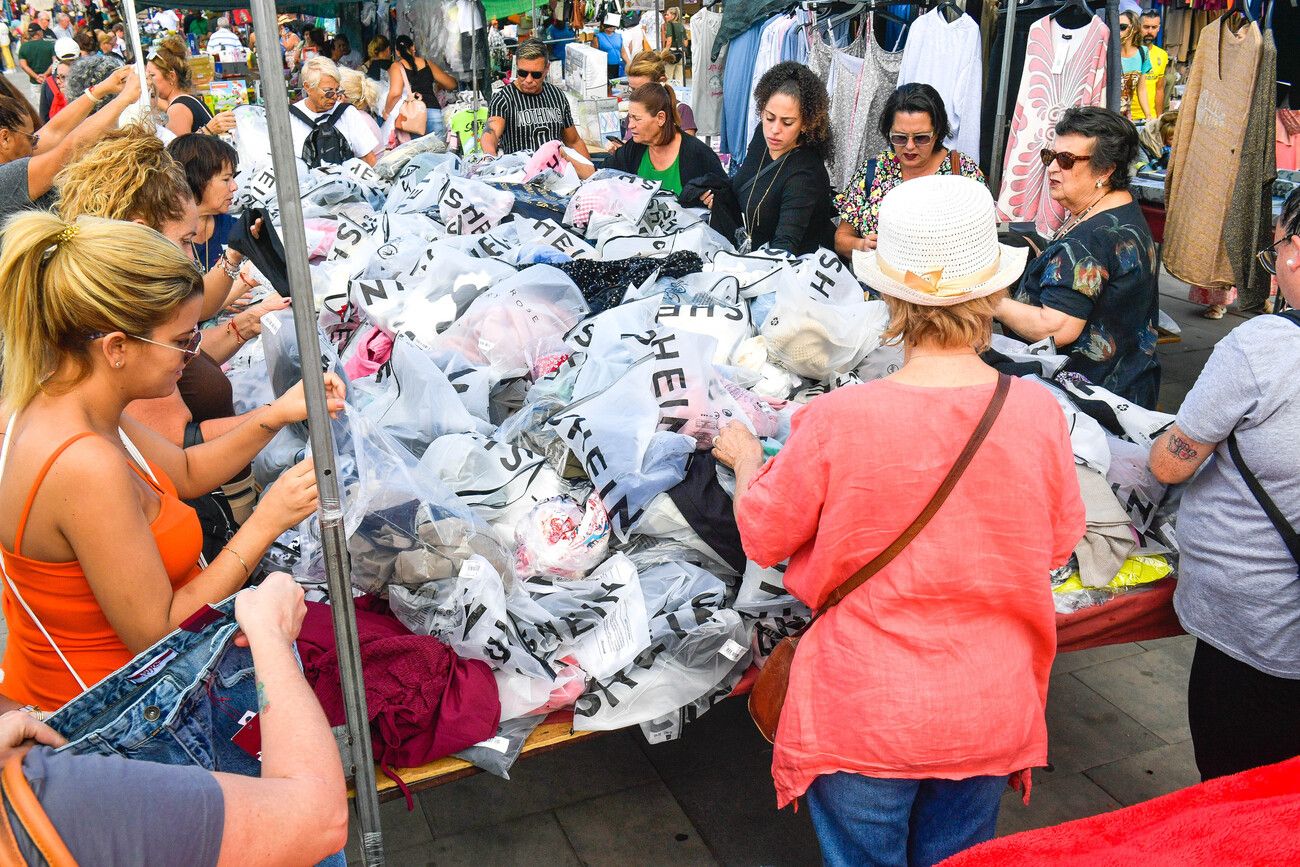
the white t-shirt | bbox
[205,28,243,56]
[288,100,380,165]
[153,9,180,31]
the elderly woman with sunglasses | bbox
[289,56,379,167]
[1147,188,1300,785]
[0,212,345,713]
[995,106,1161,408]
[833,83,985,259]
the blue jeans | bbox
[47,596,262,777]
[805,772,1007,867]
[425,107,447,140]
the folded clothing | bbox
[554,251,705,314]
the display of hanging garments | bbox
[995,15,1109,236]
[810,18,903,192]
[1279,112,1300,172]
[1163,18,1263,294]
[897,9,983,157]
[690,7,726,137]
[721,18,768,159]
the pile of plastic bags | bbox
[224,135,1180,777]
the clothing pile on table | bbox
[223,132,1182,779]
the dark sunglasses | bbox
[1257,235,1297,276]
[89,329,203,363]
[1119,23,1131,30]
[316,87,343,98]
[1040,148,1092,170]
[516,69,545,79]
[889,131,934,147]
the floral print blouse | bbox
[1008,201,1161,409]
[834,148,986,236]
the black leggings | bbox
[1187,639,1300,782]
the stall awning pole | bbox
[121,0,152,111]
[989,0,1019,195]
[1105,0,1121,111]
[247,1,386,863]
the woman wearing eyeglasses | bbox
[0,213,345,712]
[833,84,985,260]
[1118,11,1154,121]
[994,106,1160,409]
[1147,188,1300,783]
[37,60,69,124]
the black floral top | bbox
[1009,200,1161,408]
[834,148,986,236]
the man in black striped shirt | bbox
[482,40,592,157]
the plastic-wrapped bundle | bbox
[761,288,890,381]
[514,494,611,580]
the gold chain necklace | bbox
[743,148,792,237]
[1054,190,1109,240]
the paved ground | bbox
[342,272,1247,865]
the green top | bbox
[18,39,54,81]
[638,147,682,195]
[666,20,687,48]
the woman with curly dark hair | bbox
[701,61,835,254]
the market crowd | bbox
[0,2,1293,866]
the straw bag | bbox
[749,374,1011,743]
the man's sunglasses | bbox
[516,69,545,80]
[889,131,934,147]
[316,87,343,98]
[1040,148,1093,170]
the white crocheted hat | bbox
[852,175,1027,307]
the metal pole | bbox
[121,0,151,111]
[1105,0,1121,112]
[989,0,1019,195]
[247,1,385,864]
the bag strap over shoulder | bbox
[818,373,1012,611]
[0,754,77,867]
[949,148,960,176]
[287,103,317,127]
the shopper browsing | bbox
[834,83,985,259]
[700,62,835,254]
[482,40,590,157]
[383,34,456,139]
[0,572,347,865]
[995,107,1161,408]
[1118,11,1154,120]
[1148,188,1300,783]
[595,14,626,80]
[662,7,686,84]
[1133,10,1169,122]
[147,36,236,136]
[205,16,243,56]
[0,213,345,711]
[716,175,1084,867]
[289,56,381,167]
[566,83,721,197]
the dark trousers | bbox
[1187,638,1300,782]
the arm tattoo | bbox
[256,680,270,715]
[1165,433,1199,461]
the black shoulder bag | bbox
[1225,310,1300,571]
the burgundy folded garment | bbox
[298,598,500,770]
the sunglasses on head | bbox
[889,131,934,147]
[516,69,545,79]
[1040,148,1092,170]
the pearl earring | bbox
[115,362,123,368]
[1095,179,1104,189]
[1288,259,1297,269]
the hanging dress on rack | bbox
[690,7,726,138]
[810,16,904,191]
[995,14,1109,235]
[898,8,983,157]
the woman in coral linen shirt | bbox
[715,177,1085,866]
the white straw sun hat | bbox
[851,175,1027,307]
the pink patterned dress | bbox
[996,16,1110,235]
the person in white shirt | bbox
[51,13,74,41]
[205,18,243,56]
[288,56,379,166]
[153,9,181,33]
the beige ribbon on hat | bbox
[876,254,1002,298]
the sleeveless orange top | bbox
[0,433,203,711]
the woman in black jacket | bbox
[569,82,722,198]
[702,62,835,255]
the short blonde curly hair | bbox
[56,124,193,228]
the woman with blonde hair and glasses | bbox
[0,213,344,712]
[714,175,1084,866]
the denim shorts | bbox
[47,596,262,778]
[426,107,447,139]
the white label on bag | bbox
[570,555,650,680]
[718,639,747,662]
[261,312,282,335]
[474,736,511,754]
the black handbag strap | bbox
[1223,310,1300,568]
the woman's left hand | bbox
[268,372,348,429]
[232,296,292,339]
[712,421,762,470]
[207,110,238,135]
[0,711,66,766]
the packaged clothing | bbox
[228,207,291,296]
[897,9,982,155]
[736,377,1085,808]
[297,598,500,769]
[995,15,1109,235]
[514,494,612,580]
[1073,465,1138,588]
[665,453,746,573]
[761,285,890,380]
[556,251,704,314]
[48,595,261,778]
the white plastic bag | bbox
[761,287,889,380]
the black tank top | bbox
[171,93,214,133]
[402,59,438,104]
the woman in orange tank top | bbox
[0,213,345,711]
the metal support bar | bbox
[989,0,1019,195]
[1105,0,1121,112]
[247,1,385,864]
[121,0,151,111]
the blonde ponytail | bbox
[0,213,204,411]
